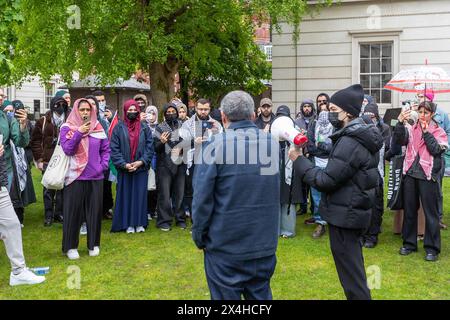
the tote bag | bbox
[41,136,69,190]
[387,155,404,210]
[148,168,156,191]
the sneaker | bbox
[89,246,100,257]
[177,222,187,230]
[147,214,152,221]
[136,226,145,233]
[10,268,46,286]
[67,249,80,260]
[20,224,24,228]
[54,215,64,223]
[44,218,52,227]
[80,223,87,235]
[312,224,326,239]
[304,217,316,225]
[126,227,135,234]
[440,221,448,230]
[159,226,171,232]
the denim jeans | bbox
[310,187,327,226]
[279,204,296,237]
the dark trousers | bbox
[438,172,444,220]
[364,183,384,242]
[147,190,158,215]
[402,175,441,255]
[103,177,114,214]
[328,224,371,300]
[183,165,194,217]
[42,168,63,221]
[62,180,103,253]
[156,165,186,228]
[204,252,276,300]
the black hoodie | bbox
[294,117,383,229]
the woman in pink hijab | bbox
[59,98,110,260]
[395,101,448,262]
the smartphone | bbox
[14,106,26,118]
[82,116,90,124]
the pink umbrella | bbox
[384,63,450,94]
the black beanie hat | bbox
[363,103,380,119]
[276,105,291,117]
[330,84,364,117]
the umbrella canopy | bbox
[384,65,450,93]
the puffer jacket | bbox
[294,117,383,229]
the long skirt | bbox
[111,170,148,232]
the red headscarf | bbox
[123,99,141,161]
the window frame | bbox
[351,31,401,111]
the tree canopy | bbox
[1,0,332,107]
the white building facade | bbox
[1,76,66,115]
[272,0,450,116]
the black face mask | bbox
[127,112,139,121]
[54,105,65,115]
[166,114,178,123]
[328,112,344,129]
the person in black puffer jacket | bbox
[289,84,383,300]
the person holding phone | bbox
[6,101,36,226]
[394,101,448,261]
[59,98,110,260]
[0,100,30,194]
[154,103,186,231]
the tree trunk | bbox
[149,56,179,110]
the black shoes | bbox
[363,240,377,249]
[54,215,64,223]
[425,253,439,262]
[399,247,417,256]
[44,219,52,227]
[177,222,187,230]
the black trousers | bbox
[329,224,371,300]
[402,175,441,255]
[103,177,114,214]
[438,172,444,220]
[204,252,276,300]
[156,165,186,228]
[364,183,384,242]
[147,190,158,215]
[62,180,103,253]
[183,165,194,216]
[42,169,63,221]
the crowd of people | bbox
[0,84,448,300]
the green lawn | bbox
[0,168,449,300]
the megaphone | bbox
[271,116,308,147]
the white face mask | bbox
[99,102,106,112]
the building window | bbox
[263,45,272,62]
[45,83,55,110]
[360,43,392,104]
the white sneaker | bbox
[67,249,80,260]
[136,226,145,233]
[147,214,152,221]
[126,227,135,234]
[89,246,100,257]
[10,268,46,286]
[80,223,87,235]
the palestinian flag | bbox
[108,111,119,178]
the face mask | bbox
[127,112,139,121]
[6,111,14,119]
[328,112,344,129]
[99,102,106,113]
[54,105,65,115]
[166,114,177,123]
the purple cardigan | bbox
[60,126,111,181]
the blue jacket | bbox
[434,107,450,143]
[192,120,280,260]
[110,121,154,173]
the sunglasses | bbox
[318,100,328,104]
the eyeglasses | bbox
[318,100,328,104]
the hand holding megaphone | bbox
[271,116,308,147]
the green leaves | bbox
[3,0,333,102]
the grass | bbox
[0,168,449,300]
